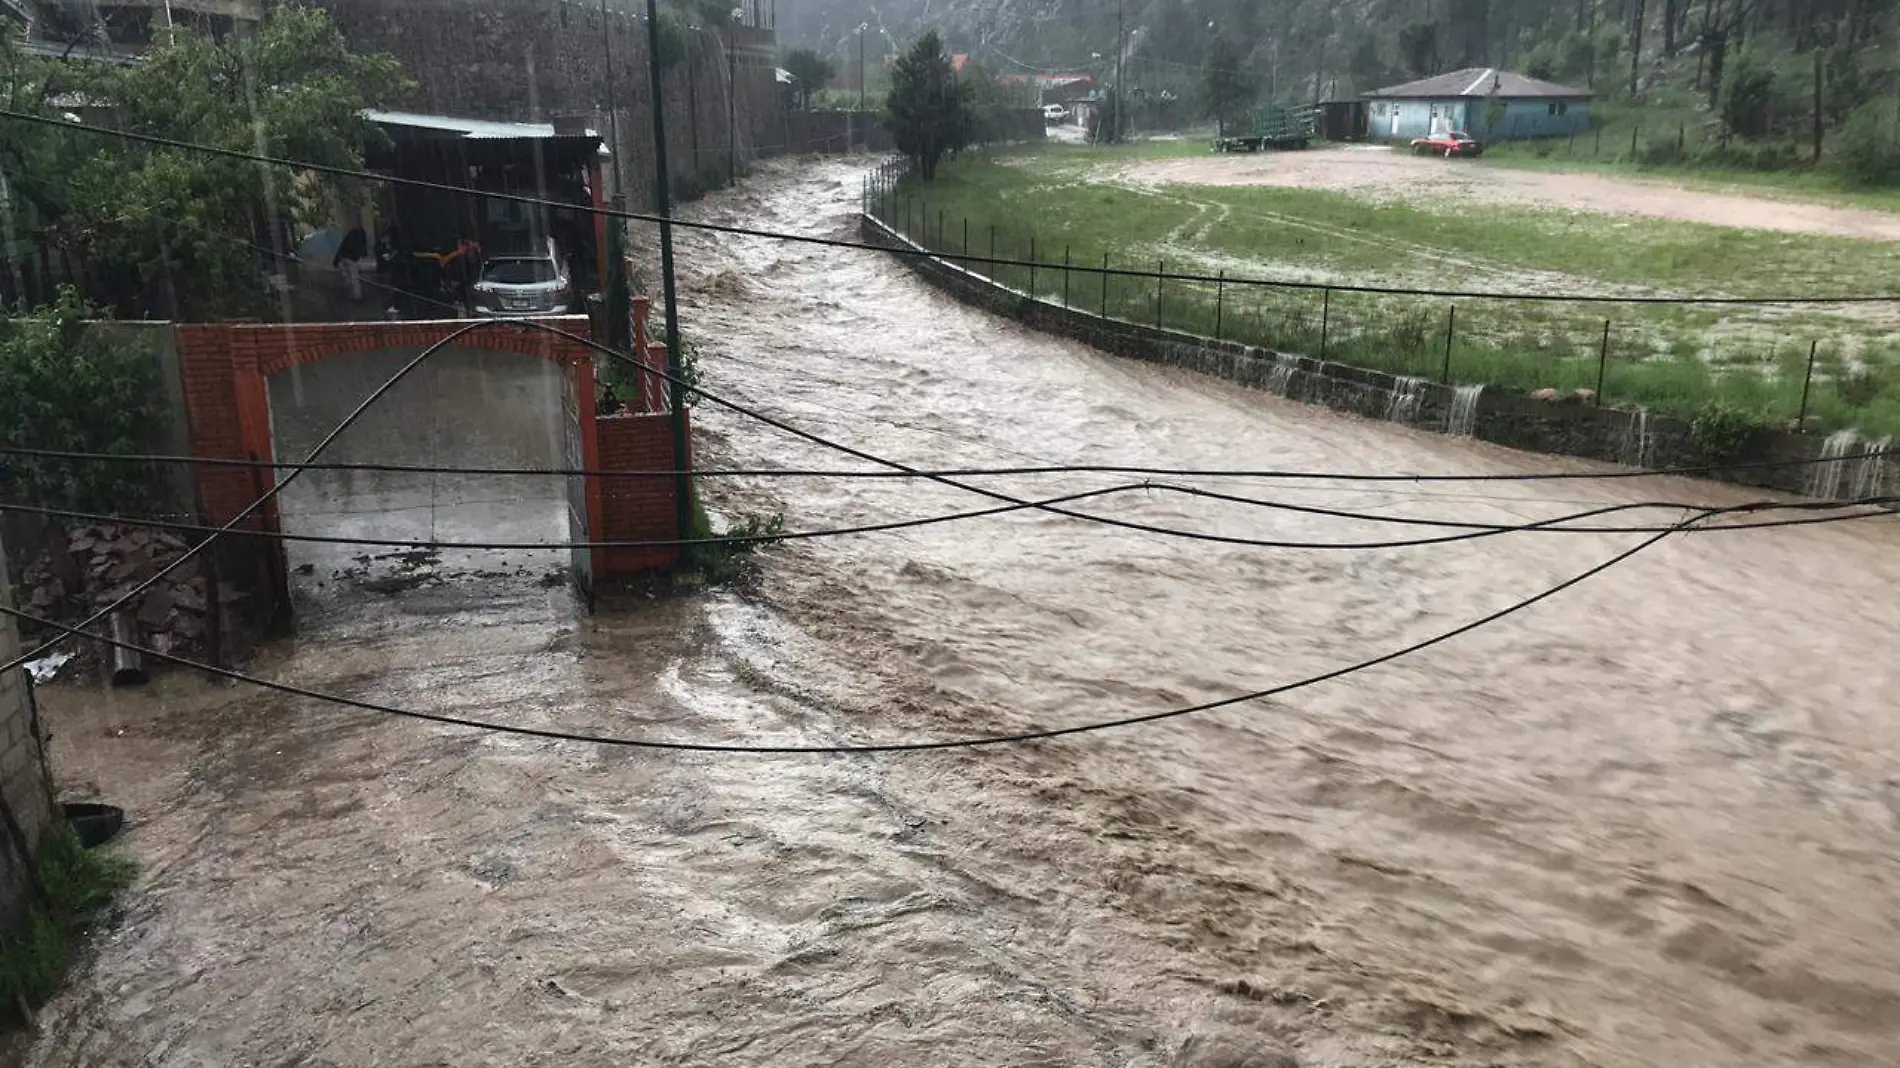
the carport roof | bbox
[1364,68,1592,100]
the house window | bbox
[1558,100,1569,116]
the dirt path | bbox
[1123,147,1900,241]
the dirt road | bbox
[25,160,1900,1067]
[1124,147,1900,240]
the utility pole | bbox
[1114,0,1125,144]
[645,0,694,546]
[728,10,739,182]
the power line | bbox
[3,442,1888,484]
[4,495,1891,557]
[9,108,1900,307]
[8,501,1884,754]
[1,320,520,675]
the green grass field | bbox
[883,142,1900,438]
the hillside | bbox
[782,1,1900,118]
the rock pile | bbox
[20,524,214,663]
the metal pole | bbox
[1155,258,1164,328]
[937,208,944,250]
[1214,270,1225,339]
[989,224,996,266]
[1442,304,1456,383]
[1029,236,1038,296]
[601,0,625,195]
[1798,339,1819,429]
[1319,287,1331,360]
[1101,252,1109,318]
[859,26,867,111]
[728,21,738,181]
[1596,319,1611,404]
[1063,245,1072,308]
[646,0,693,546]
[963,217,969,262]
[1115,0,1125,144]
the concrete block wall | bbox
[0,528,59,932]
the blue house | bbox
[1362,68,1592,142]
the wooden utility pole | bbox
[1812,48,1825,164]
[1630,0,1647,98]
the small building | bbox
[1362,68,1591,142]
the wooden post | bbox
[1596,320,1611,405]
[1442,304,1456,383]
[1215,270,1225,340]
[1812,49,1826,164]
[1155,259,1164,328]
[1319,287,1331,360]
[1798,339,1820,430]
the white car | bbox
[472,237,573,317]
[1042,104,1067,123]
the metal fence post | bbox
[1155,259,1164,328]
[1442,303,1456,383]
[989,224,996,268]
[1596,320,1611,405]
[1029,236,1038,297]
[937,208,944,250]
[963,217,970,262]
[1063,245,1072,309]
[1319,287,1332,360]
[1101,252,1110,318]
[1215,270,1226,340]
[1798,339,1820,430]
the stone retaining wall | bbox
[859,215,1897,501]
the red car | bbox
[1410,131,1484,158]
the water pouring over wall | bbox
[1620,408,1653,468]
[1806,429,1862,499]
[1447,385,1483,438]
[1385,376,1425,425]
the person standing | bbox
[334,222,368,302]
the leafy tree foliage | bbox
[782,48,836,109]
[885,31,968,180]
[0,289,167,514]
[1202,34,1255,133]
[2,5,406,320]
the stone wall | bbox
[860,215,1900,501]
[0,528,59,933]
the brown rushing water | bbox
[23,159,1900,1068]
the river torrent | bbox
[20,158,1900,1068]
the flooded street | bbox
[25,159,1900,1067]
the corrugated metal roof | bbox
[1364,68,1592,100]
[364,109,600,141]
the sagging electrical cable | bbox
[0,320,542,675]
[8,501,1885,754]
[7,311,1892,678]
[3,494,1895,557]
[3,441,1890,484]
[7,109,1899,308]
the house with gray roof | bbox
[1362,68,1593,142]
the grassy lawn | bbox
[882,144,1900,438]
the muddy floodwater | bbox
[23,160,1900,1067]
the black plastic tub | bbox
[61,802,125,849]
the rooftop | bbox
[1364,68,1592,100]
[364,109,602,142]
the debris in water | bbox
[26,650,74,683]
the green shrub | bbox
[0,289,170,515]
[1833,98,1900,187]
[1690,400,1768,461]
[0,829,136,1016]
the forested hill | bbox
[780,1,1899,106]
